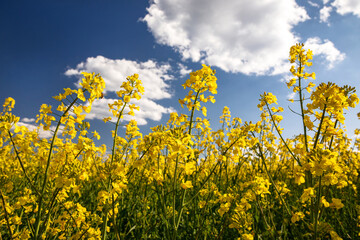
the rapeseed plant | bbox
[1,44,359,239]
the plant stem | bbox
[34,97,78,239]
[313,176,322,240]
[0,190,13,239]
[102,101,128,240]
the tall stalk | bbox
[34,97,78,239]
[101,101,128,240]
[172,89,201,239]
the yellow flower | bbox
[208,95,216,103]
[241,233,254,240]
[181,180,193,189]
[321,196,330,207]
[330,231,343,240]
[310,72,316,79]
[93,130,101,140]
[291,212,305,223]
[303,115,314,130]
[73,105,83,117]
[77,89,86,102]
[124,95,131,103]
[39,104,52,114]
[184,161,196,175]
[201,106,207,116]
[3,97,15,111]
[199,201,206,208]
[103,116,112,123]
[218,202,231,216]
[287,78,297,88]
[82,104,92,113]
[79,171,89,181]
[300,187,315,203]
[330,198,344,209]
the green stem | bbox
[313,176,322,240]
[313,104,327,150]
[112,194,121,240]
[0,190,13,239]
[34,96,78,239]
[102,100,128,240]
[172,89,201,239]
[257,143,292,217]
[312,104,327,240]
[298,61,309,153]
[172,155,179,238]
[265,102,301,167]
[328,120,338,149]
[188,90,201,135]
[8,130,41,197]
[184,135,241,206]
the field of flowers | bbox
[1,44,360,239]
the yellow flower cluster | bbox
[288,43,316,90]
[179,64,217,116]
[1,44,360,239]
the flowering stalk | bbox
[8,130,41,196]
[0,190,13,239]
[101,74,143,240]
[34,96,78,239]
[173,88,200,237]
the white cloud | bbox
[177,63,192,77]
[83,98,175,125]
[142,0,309,75]
[287,92,296,101]
[16,120,61,139]
[304,37,345,69]
[65,56,176,125]
[332,0,360,17]
[320,6,333,24]
[65,56,173,100]
[308,1,320,8]
[21,117,35,123]
[279,73,293,83]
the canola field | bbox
[1,44,360,239]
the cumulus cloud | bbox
[320,6,333,24]
[287,92,297,101]
[21,117,36,123]
[16,118,61,139]
[65,57,177,125]
[142,0,309,75]
[82,98,175,126]
[304,37,345,69]
[332,0,360,17]
[308,1,320,8]
[65,57,173,100]
[177,63,192,77]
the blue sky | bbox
[1,0,360,146]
